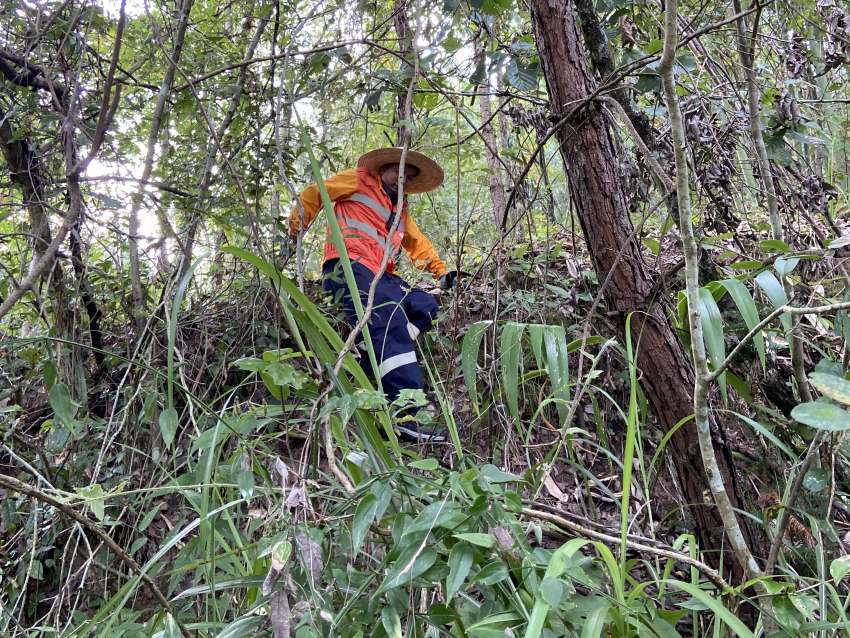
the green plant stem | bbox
[659,0,763,584]
[0,473,193,638]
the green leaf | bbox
[234,357,266,372]
[729,411,797,461]
[159,408,179,447]
[405,501,458,536]
[446,542,474,599]
[474,560,509,585]
[480,464,524,484]
[501,322,525,421]
[580,603,610,638]
[43,360,57,391]
[461,321,492,414]
[236,470,254,499]
[759,239,792,253]
[351,493,378,556]
[698,287,727,400]
[830,555,850,584]
[139,504,161,532]
[809,372,850,406]
[48,383,78,432]
[665,580,755,637]
[409,458,439,471]
[216,616,262,638]
[75,484,106,520]
[378,546,437,592]
[635,73,660,93]
[718,279,765,370]
[506,57,538,91]
[803,468,829,493]
[453,533,494,548]
[271,539,292,568]
[791,401,850,431]
[755,270,791,332]
[470,57,485,85]
[775,257,799,279]
[381,606,402,638]
[539,576,563,607]
[729,259,764,271]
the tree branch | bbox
[0,473,192,638]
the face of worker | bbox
[379,163,420,195]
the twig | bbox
[599,96,673,194]
[709,298,850,382]
[765,431,825,575]
[127,0,195,325]
[0,474,192,638]
[521,507,731,591]
[73,0,127,173]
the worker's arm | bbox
[288,168,359,238]
[401,214,447,279]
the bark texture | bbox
[528,0,752,573]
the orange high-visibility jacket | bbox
[288,167,446,279]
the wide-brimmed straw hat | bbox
[357,147,444,194]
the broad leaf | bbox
[809,372,850,406]
[791,401,850,431]
[446,542,474,599]
[159,408,178,447]
[351,493,378,556]
[718,279,765,370]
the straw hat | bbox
[357,147,444,194]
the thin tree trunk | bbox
[475,36,507,226]
[732,0,813,404]
[660,0,764,584]
[528,0,753,577]
[127,0,194,329]
[0,110,81,389]
[181,12,270,279]
[393,0,412,147]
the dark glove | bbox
[439,270,468,290]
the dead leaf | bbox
[273,457,291,490]
[295,531,323,585]
[270,589,291,638]
[543,473,568,502]
[285,484,307,510]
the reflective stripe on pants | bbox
[322,260,438,401]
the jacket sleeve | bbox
[401,214,447,279]
[288,168,359,237]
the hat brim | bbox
[357,148,444,194]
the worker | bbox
[286,147,458,442]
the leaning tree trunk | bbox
[529,0,753,575]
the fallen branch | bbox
[0,473,192,638]
[521,507,731,592]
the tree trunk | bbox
[0,111,84,395]
[529,0,752,574]
[393,0,413,147]
[475,36,507,226]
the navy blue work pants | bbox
[322,260,438,401]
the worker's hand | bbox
[439,271,467,290]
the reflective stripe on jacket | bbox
[288,167,446,278]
